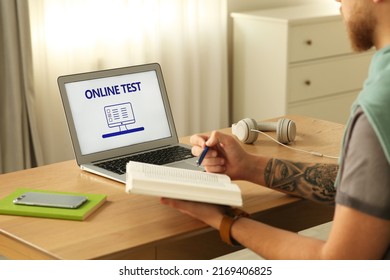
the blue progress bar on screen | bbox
[102,127,145,139]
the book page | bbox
[126,161,242,206]
[128,161,231,186]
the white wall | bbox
[227,0,327,32]
[227,0,325,12]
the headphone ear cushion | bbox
[232,118,258,144]
[276,118,296,144]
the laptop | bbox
[58,63,202,183]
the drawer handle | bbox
[304,80,311,86]
[305,40,313,46]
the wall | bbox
[227,0,326,12]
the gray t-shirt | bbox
[336,108,390,259]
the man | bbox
[161,0,390,259]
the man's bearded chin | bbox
[346,9,376,52]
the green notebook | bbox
[0,188,107,221]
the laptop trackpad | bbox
[167,161,204,171]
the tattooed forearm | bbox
[264,159,338,205]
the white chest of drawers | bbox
[231,3,373,124]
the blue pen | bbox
[196,146,209,166]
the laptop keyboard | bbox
[95,146,195,175]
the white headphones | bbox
[232,118,296,144]
[231,117,339,159]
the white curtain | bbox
[28,0,229,165]
[0,0,43,173]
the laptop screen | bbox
[64,69,172,155]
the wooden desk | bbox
[0,115,343,259]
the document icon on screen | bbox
[104,102,136,128]
[102,102,144,139]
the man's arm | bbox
[263,159,338,205]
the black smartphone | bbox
[13,192,88,209]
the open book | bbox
[126,161,242,206]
